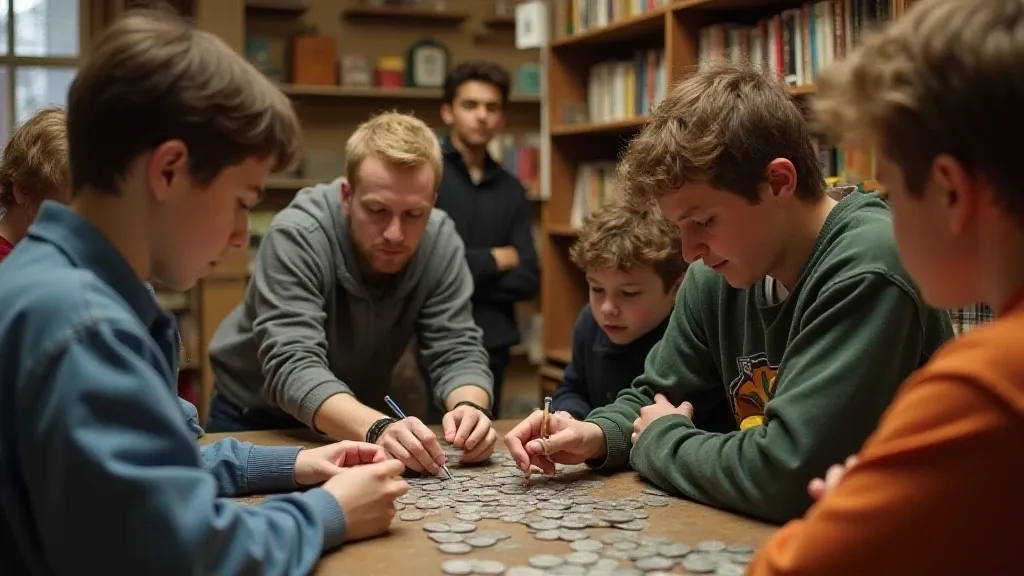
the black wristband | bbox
[454,401,493,420]
[365,417,398,444]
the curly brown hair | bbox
[618,61,824,207]
[569,200,687,290]
[0,106,68,209]
[812,0,1023,219]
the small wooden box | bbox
[291,35,337,86]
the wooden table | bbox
[204,422,777,575]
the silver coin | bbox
[499,514,526,523]
[642,497,669,507]
[528,519,560,531]
[448,521,478,534]
[505,568,545,576]
[626,546,659,560]
[476,530,511,541]
[599,511,635,523]
[614,520,649,531]
[416,500,443,510]
[612,540,640,551]
[549,565,586,575]
[681,553,717,573]
[529,554,564,569]
[398,511,424,521]
[394,502,406,510]
[633,556,674,571]
[438,542,473,555]
[714,564,746,576]
[440,559,476,575]
[632,510,649,519]
[534,530,561,541]
[599,532,636,544]
[559,518,590,530]
[592,558,620,570]
[696,540,727,552]
[455,513,483,522]
[642,487,669,496]
[564,551,600,566]
[656,543,691,558]
[540,510,565,519]
[428,533,465,544]
[473,560,507,575]
[422,522,451,533]
[465,535,499,548]
[569,539,603,552]
[559,529,588,542]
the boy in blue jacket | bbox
[0,9,407,575]
[551,202,685,419]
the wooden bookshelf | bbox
[244,0,310,15]
[539,0,905,381]
[340,6,471,25]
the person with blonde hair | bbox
[208,111,498,474]
[0,106,69,262]
[749,0,1024,572]
[505,61,954,524]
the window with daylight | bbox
[0,0,80,138]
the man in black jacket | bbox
[430,61,540,420]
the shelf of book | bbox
[540,0,907,381]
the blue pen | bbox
[384,395,454,480]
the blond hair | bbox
[618,61,824,207]
[813,0,1023,218]
[569,200,687,289]
[67,8,302,194]
[0,106,68,208]
[345,111,443,191]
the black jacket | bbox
[434,138,540,351]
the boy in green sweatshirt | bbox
[505,62,955,524]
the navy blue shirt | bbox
[433,136,539,351]
[0,202,345,575]
[551,305,670,419]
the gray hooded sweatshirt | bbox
[208,179,493,427]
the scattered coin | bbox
[438,542,473,555]
[398,511,424,522]
[465,535,499,548]
[714,564,746,576]
[642,487,669,496]
[681,553,718,573]
[428,533,465,544]
[529,554,564,569]
[440,559,476,575]
[505,568,546,576]
[725,543,754,553]
[549,565,586,575]
[447,521,478,534]
[633,556,674,571]
[696,540,727,552]
[565,551,600,566]
[642,497,669,507]
[534,530,561,541]
[422,522,450,533]
[614,519,649,531]
[569,539,603,552]
[558,529,588,542]
[473,560,507,575]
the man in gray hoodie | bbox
[206,112,498,475]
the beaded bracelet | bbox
[365,416,398,444]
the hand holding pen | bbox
[368,395,450,477]
[382,395,454,480]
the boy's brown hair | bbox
[618,61,824,207]
[570,200,687,290]
[67,8,302,195]
[345,111,443,192]
[0,107,68,209]
[812,0,1023,220]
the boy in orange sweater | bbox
[749,0,1024,573]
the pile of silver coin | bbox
[398,447,757,575]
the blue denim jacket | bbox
[0,202,346,575]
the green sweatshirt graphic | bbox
[585,192,955,523]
